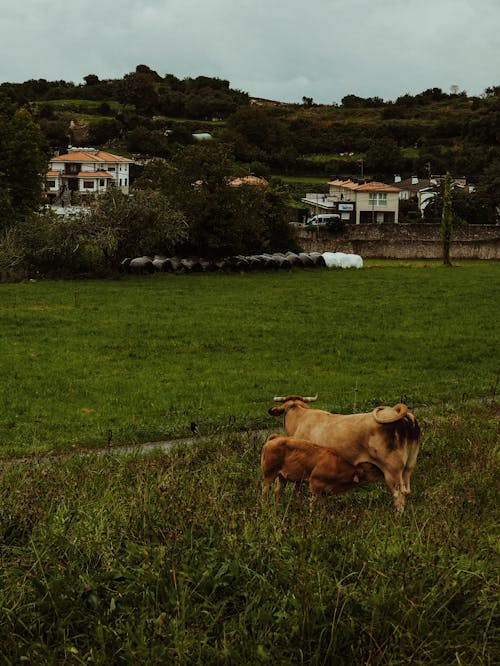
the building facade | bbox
[302,179,400,224]
[45,147,134,206]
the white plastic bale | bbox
[322,252,363,269]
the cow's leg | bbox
[309,478,329,511]
[261,475,274,497]
[383,467,407,513]
[274,474,288,499]
[402,440,420,497]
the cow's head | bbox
[353,462,384,484]
[268,395,317,416]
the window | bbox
[368,192,387,206]
[99,179,105,187]
[46,180,56,188]
[83,181,94,189]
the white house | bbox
[45,147,134,205]
[302,179,400,224]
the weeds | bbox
[0,403,497,663]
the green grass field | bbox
[1,263,498,457]
[0,402,497,663]
[0,263,498,662]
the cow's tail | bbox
[372,403,408,423]
[392,412,421,451]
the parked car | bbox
[306,214,341,226]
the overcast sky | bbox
[1,0,499,104]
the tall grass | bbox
[0,263,498,456]
[0,402,497,663]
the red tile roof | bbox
[355,181,400,193]
[328,179,400,192]
[51,150,133,163]
[228,175,268,187]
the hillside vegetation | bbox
[2,66,499,183]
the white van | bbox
[306,214,341,226]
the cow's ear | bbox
[353,474,359,483]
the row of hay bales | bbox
[121,252,332,274]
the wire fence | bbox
[0,407,268,454]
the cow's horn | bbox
[302,395,318,403]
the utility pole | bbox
[358,159,364,181]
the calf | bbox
[269,396,420,513]
[261,433,382,506]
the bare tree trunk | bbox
[441,173,453,266]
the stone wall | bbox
[296,224,500,260]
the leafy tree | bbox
[116,71,159,115]
[0,107,48,227]
[364,138,403,175]
[475,160,500,223]
[87,117,122,145]
[83,74,99,86]
[0,226,24,276]
[227,107,297,168]
[126,127,170,156]
[38,117,69,152]
[135,64,162,81]
[19,209,102,276]
[143,144,296,257]
[83,189,187,269]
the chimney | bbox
[411,176,418,185]
[394,174,401,183]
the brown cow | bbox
[261,433,383,506]
[269,396,420,513]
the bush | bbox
[19,209,108,276]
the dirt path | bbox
[0,429,270,466]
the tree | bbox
[83,74,99,86]
[142,144,296,257]
[87,117,122,145]
[364,138,403,175]
[441,173,453,266]
[84,189,187,268]
[475,160,500,224]
[116,71,159,115]
[0,107,48,227]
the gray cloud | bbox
[1,0,499,103]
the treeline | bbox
[1,68,499,278]
[1,66,499,182]
[0,65,249,119]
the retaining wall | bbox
[296,224,500,260]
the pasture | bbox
[0,262,498,663]
[0,262,498,457]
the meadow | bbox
[0,263,498,663]
[0,262,498,457]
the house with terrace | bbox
[302,179,400,224]
[45,147,134,206]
